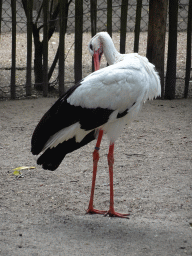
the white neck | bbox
[99,32,122,65]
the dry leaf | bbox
[13,166,35,171]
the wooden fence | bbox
[0,0,191,99]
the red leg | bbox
[87,130,107,215]
[105,143,130,218]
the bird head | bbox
[88,34,104,71]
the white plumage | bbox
[69,53,160,108]
[68,49,160,143]
[31,32,161,218]
[88,32,161,100]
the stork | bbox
[31,35,161,218]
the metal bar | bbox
[107,0,112,37]
[0,0,2,35]
[165,0,178,99]
[59,0,67,96]
[75,0,83,83]
[43,0,49,97]
[134,0,142,53]
[26,0,33,96]
[184,0,192,98]
[120,0,128,54]
[11,0,16,99]
[90,0,97,71]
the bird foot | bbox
[86,207,130,218]
[104,210,130,219]
[86,207,107,215]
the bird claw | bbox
[104,210,130,219]
[86,208,107,215]
[86,208,130,218]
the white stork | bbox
[31,34,161,218]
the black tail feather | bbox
[37,131,95,171]
[31,82,82,156]
[37,144,67,171]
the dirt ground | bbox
[0,97,192,255]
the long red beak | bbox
[93,50,102,71]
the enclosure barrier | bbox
[0,0,191,100]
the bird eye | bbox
[90,44,93,51]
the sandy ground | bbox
[0,97,192,255]
[0,3,191,255]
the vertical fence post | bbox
[134,0,142,53]
[120,0,128,54]
[75,0,83,83]
[59,0,67,96]
[165,0,178,100]
[26,0,33,96]
[91,0,97,37]
[0,0,2,35]
[43,0,49,97]
[11,0,16,99]
[107,0,112,37]
[184,0,192,98]
[91,0,97,71]
[147,0,168,98]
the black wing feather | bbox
[31,81,114,156]
[31,82,81,155]
[37,130,95,171]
